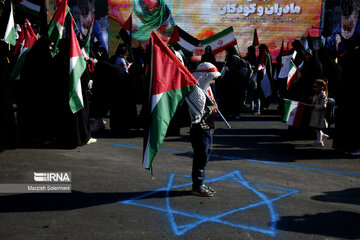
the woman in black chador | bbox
[17,37,55,146]
[91,45,137,136]
[52,38,91,148]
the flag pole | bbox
[200,87,231,128]
[68,11,85,39]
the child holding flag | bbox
[309,79,329,147]
[185,62,221,197]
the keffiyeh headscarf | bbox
[185,62,221,123]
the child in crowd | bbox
[309,79,329,147]
[185,62,220,197]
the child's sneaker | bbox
[202,184,216,193]
[192,187,215,197]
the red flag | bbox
[119,14,132,47]
[253,28,259,46]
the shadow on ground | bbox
[276,210,360,239]
[0,190,191,212]
[311,188,360,206]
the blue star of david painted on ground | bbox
[121,170,299,236]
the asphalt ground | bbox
[0,105,359,240]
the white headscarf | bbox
[185,62,221,124]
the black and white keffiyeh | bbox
[185,62,221,124]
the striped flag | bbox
[287,60,303,89]
[48,0,68,56]
[143,31,197,174]
[1,0,16,46]
[200,26,237,54]
[16,0,42,17]
[69,17,86,113]
[9,19,38,81]
[168,26,201,57]
[281,99,305,127]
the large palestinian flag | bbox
[69,17,86,113]
[143,31,198,174]
[48,0,69,56]
[9,19,38,81]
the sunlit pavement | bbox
[0,105,359,240]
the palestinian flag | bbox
[157,13,175,37]
[119,13,132,47]
[83,16,94,55]
[1,0,16,46]
[16,0,42,17]
[9,19,38,81]
[143,31,197,174]
[252,28,259,46]
[281,99,305,127]
[287,60,299,89]
[13,25,25,56]
[200,26,237,55]
[168,26,201,57]
[69,17,86,113]
[48,0,69,56]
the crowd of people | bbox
[1,0,360,158]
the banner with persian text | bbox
[108,0,322,59]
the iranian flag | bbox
[69,17,86,114]
[168,26,201,57]
[281,99,305,127]
[10,19,38,81]
[200,26,237,54]
[143,31,197,173]
[1,0,16,46]
[48,0,69,56]
[287,60,303,89]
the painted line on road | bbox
[228,121,286,125]
[112,144,360,176]
[122,170,299,236]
